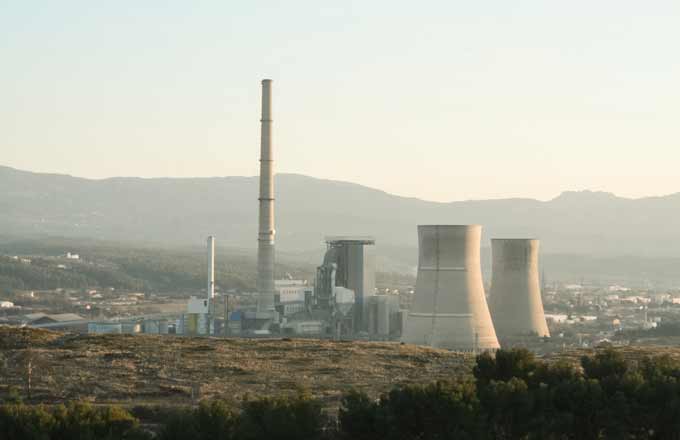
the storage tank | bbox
[489,239,550,338]
[401,225,499,351]
[377,295,399,336]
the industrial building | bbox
[317,237,375,332]
[275,279,312,316]
[488,239,550,338]
[24,313,88,331]
[401,225,500,352]
[180,296,211,335]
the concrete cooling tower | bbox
[402,225,499,351]
[488,239,550,338]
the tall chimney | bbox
[256,79,276,312]
[207,235,215,303]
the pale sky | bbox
[2,1,679,202]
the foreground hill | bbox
[4,327,680,410]
[0,327,471,408]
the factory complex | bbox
[158,79,550,351]
[31,80,551,352]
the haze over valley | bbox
[2,165,679,286]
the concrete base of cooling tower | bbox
[402,312,500,352]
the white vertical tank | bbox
[256,79,276,312]
[402,225,499,351]
[489,239,550,338]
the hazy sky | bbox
[2,1,679,202]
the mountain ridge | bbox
[5,164,675,203]
[2,165,680,260]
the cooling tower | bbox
[489,239,550,338]
[256,79,276,312]
[402,225,499,351]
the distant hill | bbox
[2,165,680,285]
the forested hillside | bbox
[0,238,308,294]
[0,238,412,294]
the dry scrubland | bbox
[4,326,680,409]
[0,327,473,408]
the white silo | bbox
[489,239,550,338]
[401,225,499,351]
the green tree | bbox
[236,392,328,440]
[338,390,382,440]
[51,401,150,440]
[0,404,54,440]
[473,348,538,387]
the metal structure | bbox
[366,294,400,338]
[256,79,276,313]
[488,239,550,338]
[207,236,215,306]
[322,237,375,332]
[313,254,352,338]
[401,225,499,351]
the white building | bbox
[275,280,312,315]
[275,280,311,302]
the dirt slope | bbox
[0,327,472,408]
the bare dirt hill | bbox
[0,327,472,408]
[4,327,680,410]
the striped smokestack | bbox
[256,79,276,312]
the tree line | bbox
[3,348,680,439]
[0,254,255,294]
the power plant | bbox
[401,225,500,351]
[81,79,552,350]
[488,239,550,338]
